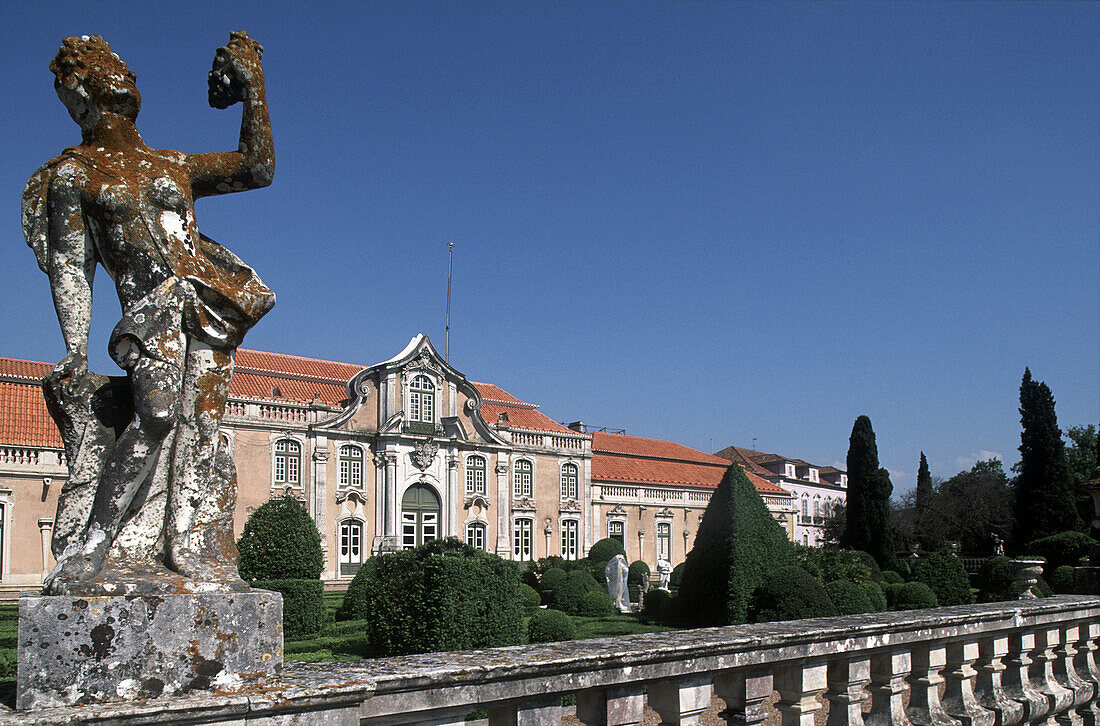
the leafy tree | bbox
[678,464,797,626]
[237,495,323,580]
[841,416,895,568]
[1066,424,1099,530]
[1013,368,1081,545]
[915,452,933,546]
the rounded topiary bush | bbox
[891,559,912,579]
[976,556,1018,602]
[1025,532,1096,571]
[628,560,651,587]
[881,570,904,585]
[578,590,615,617]
[659,594,689,625]
[862,580,888,612]
[587,538,626,563]
[238,495,326,638]
[891,581,939,610]
[237,495,323,580]
[539,567,568,604]
[796,546,873,586]
[551,570,602,615]
[853,550,884,582]
[527,609,576,643]
[913,550,971,606]
[670,562,685,590]
[825,579,873,615]
[1052,565,1075,594]
[749,566,839,623]
[643,588,670,616]
[341,538,523,656]
[519,583,541,612]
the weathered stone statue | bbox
[605,554,630,613]
[656,558,672,590]
[22,32,275,596]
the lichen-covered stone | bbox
[16,592,282,709]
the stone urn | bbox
[1009,558,1045,599]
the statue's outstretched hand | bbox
[208,31,263,109]
[45,350,88,399]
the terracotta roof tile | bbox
[471,382,577,435]
[712,445,777,477]
[234,349,363,383]
[0,358,62,448]
[593,433,789,495]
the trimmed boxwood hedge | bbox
[340,538,523,656]
[577,590,615,617]
[890,581,939,610]
[976,556,1017,602]
[881,570,904,585]
[796,546,874,586]
[1025,531,1096,572]
[643,588,671,616]
[253,578,327,639]
[527,609,576,643]
[237,495,323,581]
[519,583,541,612]
[587,538,626,563]
[539,567,568,604]
[912,550,971,606]
[551,570,602,615]
[628,560,650,586]
[749,566,838,623]
[862,581,888,612]
[679,465,798,625]
[825,579,873,615]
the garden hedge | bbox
[539,567,568,604]
[577,590,615,617]
[862,580,888,612]
[679,465,797,625]
[976,556,1017,602]
[628,560,651,586]
[1025,531,1096,572]
[252,578,327,639]
[643,588,670,616]
[237,495,324,581]
[881,570,904,585]
[825,579,873,615]
[890,581,939,610]
[551,569,602,615]
[796,546,874,586]
[912,550,971,606]
[588,538,626,564]
[749,566,838,623]
[340,538,523,656]
[1052,565,1075,594]
[519,583,541,612]
[527,609,576,643]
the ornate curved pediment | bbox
[559,499,582,513]
[512,497,536,512]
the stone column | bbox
[1031,626,1075,725]
[1072,622,1100,726]
[384,453,398,541]
[775,662,828,726]
[906,644,955,726]
[974,635,1025,726]
[576,684,645,726]
[311,443,329,557]
[496,462,510,555]
[36,518,52,577]
[715,669,773,726]
[1054,624,1092,722]
[826,657,870,726]
[942,639,994,726]
[866,649,911,726]
[1002,631,1048,725]
[649,675,713,725]
[446,454,459,537]
[488,695,561,725]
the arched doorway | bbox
[401,483,441,549]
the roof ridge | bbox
[480,397,539,410]
[593,449,729,466]
[238,348,365,369]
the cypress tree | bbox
[678,464,796,626]
[915,451,933,545]
[841,415,895,567]
[1013,368,1081,544]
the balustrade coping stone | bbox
[1,595,1097,725]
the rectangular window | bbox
[466,457,486,495]
[560,519,578,560]
[657,522,671,561]
[466,523,486,550]
[274,440,301,485]
[560,463,578,500]
[608,520,624,546]
[513,461,532,498]
[402,512,417,550]
[513,518,533,561]
[339,521,363,577]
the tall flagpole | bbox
[445,242,453,364]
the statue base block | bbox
[16,590,283,710]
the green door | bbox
[401,484,441,549]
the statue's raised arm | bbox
[189,31,274,197]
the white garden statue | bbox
[605,554,630,613]
[656,558,672,590]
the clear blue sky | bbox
[2,1,1096,493]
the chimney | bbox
[567,421,586,433]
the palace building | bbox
[0,334,844,587]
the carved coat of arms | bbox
[412,438,439,470]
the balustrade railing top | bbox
[4,595,1099,725]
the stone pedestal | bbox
[16,590,283,709]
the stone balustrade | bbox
[2,596,1098,725]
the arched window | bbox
[560,462,578,499]
[339,445,363,488]
[274,439,301,485]
[813,496,821,518]
[401,484,441,549]
[466,455,487,495]
[466,522,487,551]
[409,374,435,424]
[513,459,533,498]
[801,494,809,517]
[560,519,579,560]
[338,520,364,577]
[513,518,533,560]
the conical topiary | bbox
[678,464,797,626]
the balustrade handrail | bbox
[4,595,1099,725]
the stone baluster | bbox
[1032,626,1076,726]
[488,695,562,725]
[942,639,994,726]
[907,644,958,726]
[825,657,870,726]
[576,684,645,726]
[648,675,713,725]
[866,649,912,726]
[1054,624,1092,726]
[973,635,1025,726]
[1072,622,1100,726]
[1002,631,1048,724]
[714,669,773,726]
[774,662,828,726]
